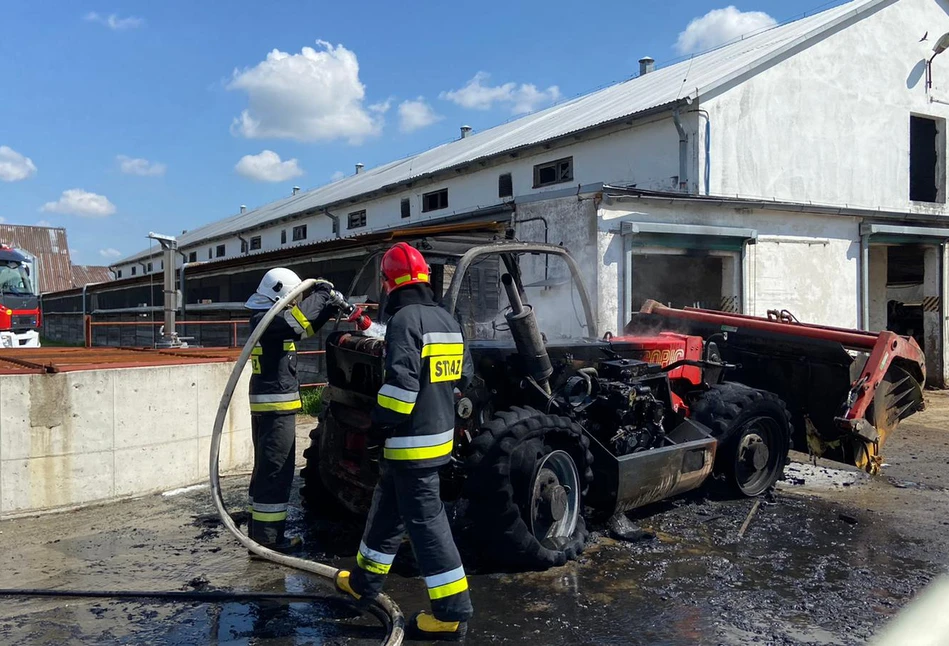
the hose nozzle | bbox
[329,289,372,331]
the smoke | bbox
[517,254,588,340]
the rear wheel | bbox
[690,383,791,497]
[465,406,593,570]
[300,419,353,519]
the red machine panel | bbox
[612,332,704,386]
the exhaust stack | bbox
[502,273,552,393]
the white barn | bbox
[114,0,949,386]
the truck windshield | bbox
[0,262,33,296]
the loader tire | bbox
[465,406,593,571]
[690,383,792,497]
[300,422,352,519]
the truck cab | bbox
[0,244,41,348]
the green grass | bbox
[301,387,325,417]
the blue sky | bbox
[0,0,842,265]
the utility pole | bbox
[147,232,186,349]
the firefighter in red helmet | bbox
[335,242,474,641]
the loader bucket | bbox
[626,302,926,474]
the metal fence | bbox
[41,314,329,387]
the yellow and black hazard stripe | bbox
[922,296,941,313]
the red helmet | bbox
[381,242,430,293]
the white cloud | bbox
[440,72,561,115]
[330,170,346,182]
[0,146,37,182]
[117,155,166,177]
[83,12,144,30]
[235,150,304,182]
[41,189,116,218]
[675,6,776,55]
[228,41,382,144]
[35,220,52,227]
[369,99,393,114]
[398,98,442,133]
[99,248,123,259]
[0,217,5,224]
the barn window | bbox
[216,244,225,258]
[250,236,261,250]
[281,230,287,244]
[117,269,122,278]
[401,198,411,219]
[188,251,197,263]
[292,225,307,241]
[498,173,513,198]
[910,115,945,203]
[131,266,137,276]
[348,210,367,229]
[422,189,448,212]
[533,157,573,188]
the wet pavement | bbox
[1,395,948,645]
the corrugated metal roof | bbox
[71,265,113,287]
[45,217,508,297]
[119,0,887,265]
[0,224,75,293]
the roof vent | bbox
[240,205,247,213]
[639,56,655,76]
[292,186,300,195]
[460,125,472,139]
[355,163,364,175]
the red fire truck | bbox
[0,244,41,348]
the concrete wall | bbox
[115,114,683,279]
[0,362,252,518]
[704,0,949,214]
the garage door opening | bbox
[885,245,926,352]
[631,254,724,312]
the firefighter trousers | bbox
[350,462,473,622]
[248,413,296,545]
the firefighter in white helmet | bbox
[243,268,339,553]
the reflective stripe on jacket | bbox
[372,293,473,467]
[248,286,337,415]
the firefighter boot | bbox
[334,570,378,607]
[405,611,468,642]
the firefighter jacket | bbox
[372,285,473,468]
[248,283,337,415]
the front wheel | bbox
[465,406,593,571]
[690,383,791,497]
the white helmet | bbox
[245,267,302,310]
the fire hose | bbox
[0,279,404,646]
[208,277,404,645]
